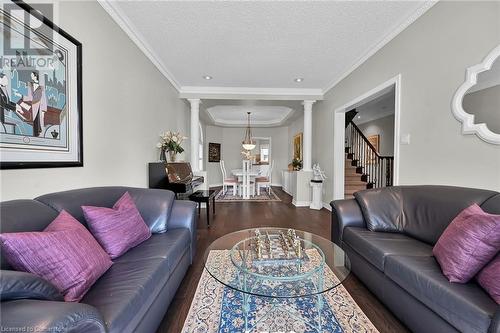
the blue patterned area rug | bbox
[182,251,378,333]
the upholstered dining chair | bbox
[220,160,238,195]
[238,160,255,198]
[256,160,274,195]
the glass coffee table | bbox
[203,228,350,332]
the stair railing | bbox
[345,121,394,188]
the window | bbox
[260,147,269,162]
[260,143,270,162]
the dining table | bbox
[231,168,263,199]
[231,169,262,177]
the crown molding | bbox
[321,1,438,94]
[97,0,181,91]
[179,86,324,100]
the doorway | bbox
[333,75,401,200]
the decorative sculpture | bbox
[312,163,327,181]
[252,228,305,260]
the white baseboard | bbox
[292,199,311,207]
[322,202,332,211]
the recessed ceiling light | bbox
[203,75,213,80]
[294,78,304,83]
[357,115,361,119]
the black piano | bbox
[148,162,204,198]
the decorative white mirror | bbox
[452,45,500,144]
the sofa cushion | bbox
[81,258,170,333]
[354,186,498,245]
[0,270,63,302]
[82,192,152,259]
[343,227,432,271]
[477,254,500,304]
[0,200,59,270]
[433,204,500,283]
[36,187,176,233]
[80,231,190,333]
[0,211,112,302]
[117,229,190,272]
[385,255,497,333]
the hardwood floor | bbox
[156,187,409,333]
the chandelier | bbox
[242,112,256,150]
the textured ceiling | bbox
[106,1,432,91]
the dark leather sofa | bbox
[0,187,197,333]
[330,185,500,333]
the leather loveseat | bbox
[0,187,197,333]
[330,185,499,333]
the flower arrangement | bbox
[157,131,187,162]
[241,150,252,160]
[292,158,302,171]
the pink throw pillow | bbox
[0,210,112,302]
[433,204,500,283]
[82,192,151,259]
[476,254,500,304]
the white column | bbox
[188,98,201,172]
[302,100,315,171]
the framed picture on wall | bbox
[366,134,380,163]
[208,142,221,162]
[293,132,303,160]
[0,1,83,169]
[367,134,380,152]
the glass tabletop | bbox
[203,227,350,298]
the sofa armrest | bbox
[0,299,106,333]
[330,199,366,247]
[1,270,63,301]
[168,200,197,262]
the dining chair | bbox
[256,160,274,195]
[239,160,255,198]
[220,160,238,195]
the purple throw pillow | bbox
[433,204,500,283]
[82,192,151,259]
[477,254,500,304]
[0,210,112,302]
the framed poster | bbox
[366,134,380,163]
[208,142,221,162]
[0,1,83,169]
[293,132,303,160]
[367,134,379,152]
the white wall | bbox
[205,126,289,186]
[313,1,500,203]
[0,1,190,201]
[357,115,395,156]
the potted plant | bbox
[157,131,186,162]
[292,158,302,171]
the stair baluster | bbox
[345,120,394,194]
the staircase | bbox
[344,113,394,198]
[344,152,370,198]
